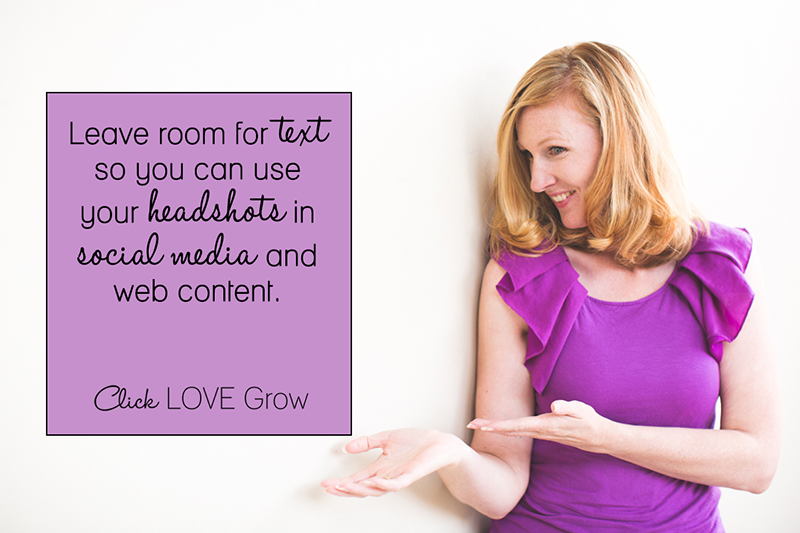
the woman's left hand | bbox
[468,400,613,454]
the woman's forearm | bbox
[436,433,530,520]
[321,427,530,518]
[602,280,781,495]
[472,393,780,496]
[601,422,779,493]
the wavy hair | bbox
[489,42,705,268]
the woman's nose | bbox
[530,159,556,193]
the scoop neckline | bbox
[561,247,682,306]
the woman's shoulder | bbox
[489,245,585,394]
[671,221,755,360]
[687,221,752,270]
[483,257,508,284]
[493,246,571,292]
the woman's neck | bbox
[563,247,676,302]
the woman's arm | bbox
[322,259,535,519]
[605,253,781,492]
[472,254,781,493]
[441,258,534,517]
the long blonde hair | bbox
[490,42,704,268]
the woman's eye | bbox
[549,146,566,156]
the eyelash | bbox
[520,147,566,159]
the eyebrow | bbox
[516,134,568,151]
[536,135,566,146]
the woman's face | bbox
[516,94,602,229]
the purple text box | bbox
[47,93,351,435]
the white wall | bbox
[2,1,798,531]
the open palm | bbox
[321,428,462,497]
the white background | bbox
[1,1,798,531]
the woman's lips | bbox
[549,191,575,207]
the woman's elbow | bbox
[746,455,779,494]
[739,437,780,494]
[484,503,518,521]
[744,471,775,494]
[467,488,525,520]
[468,478,527,520]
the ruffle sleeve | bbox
[668,222,754,362]
[495,248,587,394]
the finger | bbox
[473,416,535,433]
[363,472,414,492]
[550,400,586,417]
[343,432,390,454]
[321,463,383,489]
[324,484,365,498]
[321,476,362,489]
[467,418,495,429]
[333,478,396,497]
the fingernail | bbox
[480,427,494,432]
[466,423,476,429]
[335,485,348,492]
[361,480,375,486]
[341,444,350,454]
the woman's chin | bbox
[561,219,588,230]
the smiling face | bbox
[516,94,603,229]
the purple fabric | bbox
[491,222,753,532]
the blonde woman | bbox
[322,42,780,532]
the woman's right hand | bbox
[321,260,535,516]
[321,428,467,497]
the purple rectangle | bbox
[47,93,351,435]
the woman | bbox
[322,42,781,532]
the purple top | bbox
[491,222,754,533]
